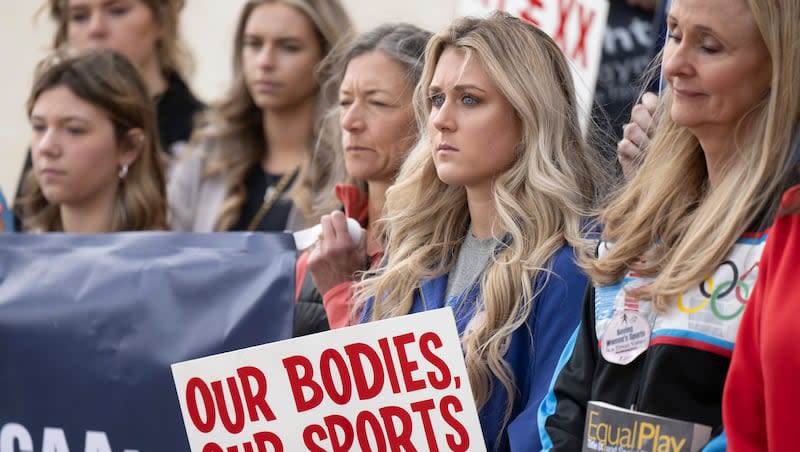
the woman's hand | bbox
[308,211,367,294]
[618,92,658,181]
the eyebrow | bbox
[667,15,715,34]
[339,88,393,96]
[428,84,487,95]
[69,0,123,10]
[243,33,305,43]
[30,114,91,123]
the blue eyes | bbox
[430,93,479,107]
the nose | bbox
[256,45,277,70]
[430,98,456,133]
[340,101,366,134]
[662,39,695,81]
[86,11,109,40]
[33,127,61,161]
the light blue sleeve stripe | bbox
[701,431,727,451]
[537,323,581,451]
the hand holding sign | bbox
[172,309,486,452]
[306,211,367,294]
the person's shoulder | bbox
[163,73,205,113]
[547,244,584,282]
[167,138,219,194]
[170,143,207,174]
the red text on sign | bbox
[301,395,469,452]
[185,366,277,435]
[282,331,452,412]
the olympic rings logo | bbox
[676,260,758,320]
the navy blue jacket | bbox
[363,245,586,450]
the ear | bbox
[118,128,145,168]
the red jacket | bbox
[724,184,800,451]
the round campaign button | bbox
[601,310,651,365]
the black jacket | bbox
[538,233,769,450]
[291,253,330,338]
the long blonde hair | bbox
[587,0,800,311]
[42,0,194,78]
[191,0,351,231]
[18,49,168,232]
[356,12,604,428]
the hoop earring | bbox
[118,164,129,180]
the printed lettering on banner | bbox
[171,308,486,452]
[458,0,610,131]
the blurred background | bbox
[0,0,460,195]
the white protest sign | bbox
[458,0,610,131]
[171,308,486,452]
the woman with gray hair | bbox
[293,23,432,333]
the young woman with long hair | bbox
[18,48,168,232]
[168,0,351,232]
[13,0,202,228]
[356,12,606,450]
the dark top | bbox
[591,1,656,144]
[14,72,204,228]
[156,72,205,153]
[229,164,295,232]
[539,163,800,450]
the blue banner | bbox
[0,232,295,451]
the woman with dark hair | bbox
[19,49,168,232]
[42,0,203,153]
[14,0,202,228]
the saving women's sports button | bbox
[601,310,651,365]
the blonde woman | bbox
[18,49,168,232]
[539,0,800,449]
[356,13,605,450]
[168,0,351,232]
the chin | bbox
[252,99,282,111]
[670,107,702,129]
[344,162,371,180]
[42,193,65,205]
[433,169,462,187]
[348,171,374,181]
